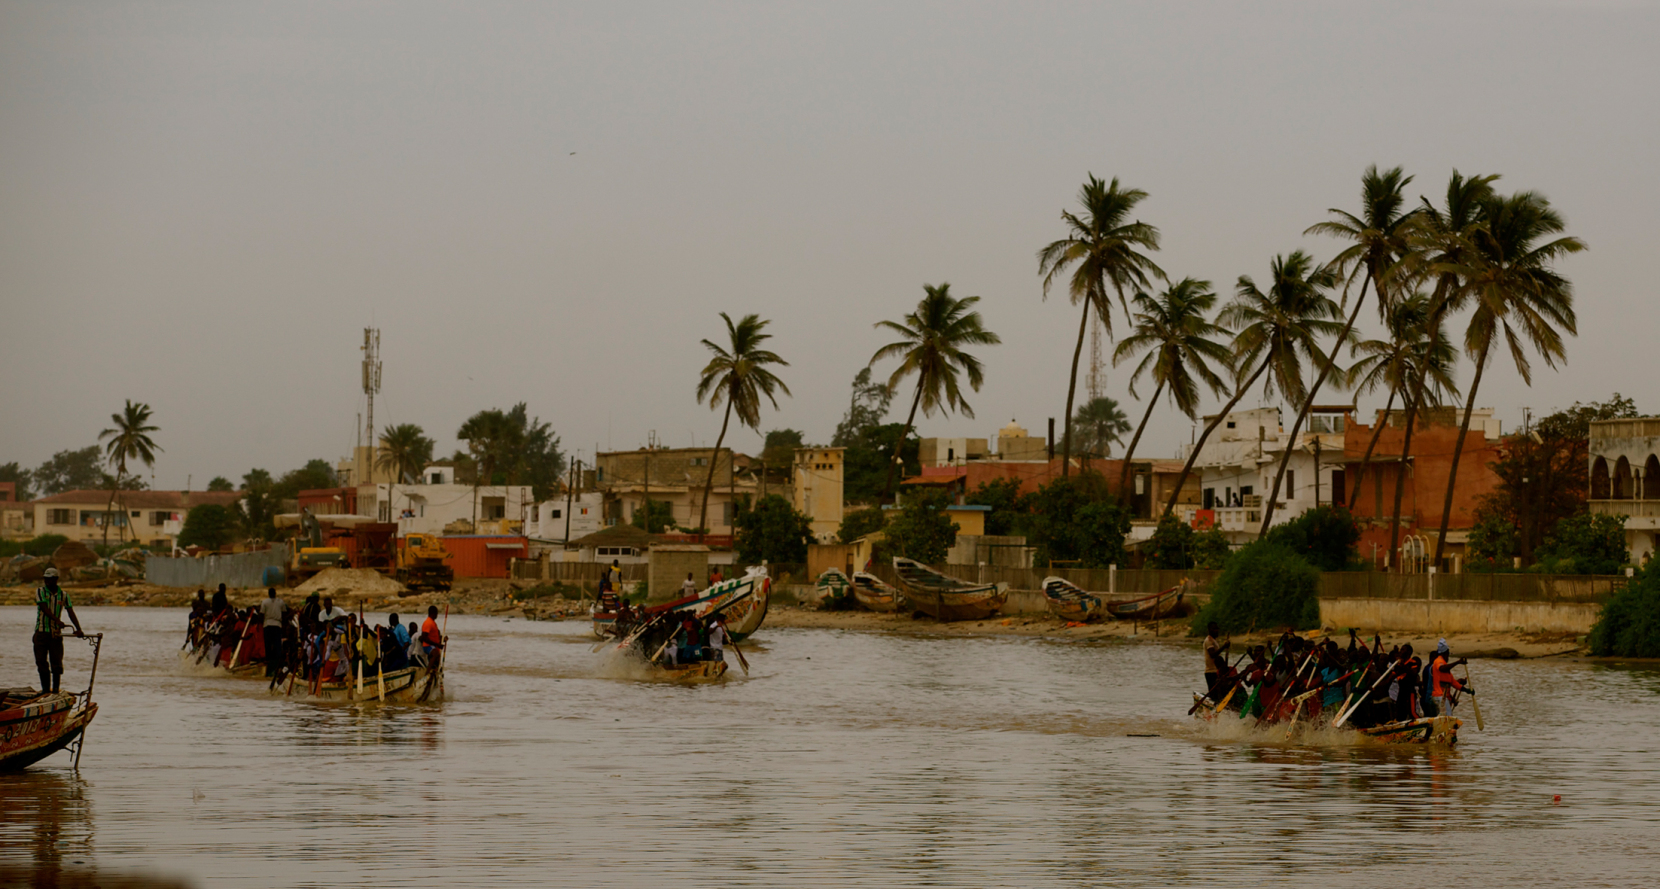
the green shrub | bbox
[1189,541,1321,635]
[1588,565,1660,657]
[178,504,237,550]
[1022,473,1130,569]
[1534,512,1628,575]
[734,494,812,565]
[1263,505,1360,572]
[1142,516,1233,570]
[0,534,71,559]
[837,506,886,545]
[884,489,959,564]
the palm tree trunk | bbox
[1161,360,1271,520]
[698,401,735,534]
[1118,380,1165,500]
[881,384,926,503]
[103,468,121,550]
[1385,388,1421,571]
[1346,387,1396,510]
[1430,341,1492,567]
[1258,274,1371,534]
[1060,299,1091,478]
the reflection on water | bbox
[3,606,1660,887]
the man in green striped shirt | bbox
[34,567,85,694]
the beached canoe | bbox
[1106,585,1185,621]
[1042,576,1105,622]
[891,558,1008,622]
[0,690,98,772]
[850,572,899,613]
[816,568,855,608]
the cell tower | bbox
[1086,314,1104,401]
[362,328,382,447]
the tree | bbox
[629,499,677,534]
[271,460,339,500]
[177,504,236,551]
[1263,505,1361,572]
[837,506,887,545]
[1342,292,1459,511]
[1142,515,1234,570]
[696,313,791,533]
[870,283,1000,501]
[99,400,161,547]
[1588,563,1660,657]
[377,423,435,523]
[1430,189,1586,567]
[500,403,564,500]
[1263,166,1420,532]
[1021,473,1130,569]
[965,478,1028,536]
[458,408,515,525]
[1161,252,1343,518]
[842,423,919,506]
[733,494,811,565]
[1111,277,1232,492]
[1070,397,1131,459]
[1189,541,1321,634]
[206,476,234,492]
[0,462,35,502]
[236,469,279,540]
[32,446,108,496]
[761,429,804,489]
[884,488,959,564]
[1534,513,1627,575]
[831,367,893,447]
[1037,175,1165,477]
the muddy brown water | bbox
[2,606,1658,887]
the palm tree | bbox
[1161,252,1342,518]
[696,313,791,533]
[1037,175,1164,477]
[376,423,435,525]
[870,283,1001,502]
[1071,397,1132,458]
[1111,277,1232,495]
[1260,166,1418,532]
[98,400,161,547]
[1343,292,1460,511]
[1428,190,1585,565]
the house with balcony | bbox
[1589,417,1660,564]
[594,446,762,536]
[1177,406,1353,537]
[31,489,242,549]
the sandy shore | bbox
[0,581,1586,659]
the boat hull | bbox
[1106,588,1185,621]
[0,693,97,772]
[851,573,898,613]
[655,660,729,684]
[305,665,444,703]
[892,558,1008,622]
[1042,577,1105,623]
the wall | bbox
[648,547,709,602]
[1319,598,1600,635]
[807,544,855,580]
[443,536,527,578]
[1343,414,1504,563]
[148,544,291,589]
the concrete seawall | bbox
[1319,597,1601,635]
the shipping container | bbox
[441,535,529,578]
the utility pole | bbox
[361,328,382,479]
[563,458,579,544]
[643,431,656,533]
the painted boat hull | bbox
[306,665,444,703]
[655,660,729,684]
[892,558,1008,622]
[1106,588,1184,621]
[704,571,769,641]
[0,693,97,772]
[1191,693,1461,745]
[1042,576,1105,623]
[851,572,898,613]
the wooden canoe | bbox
[0,690,97,772]
[1106,585,1185,621]
[705,568,770,641]
[891,558,1008,622]
[307,664,444,703]
[850,572,898,613]
[1041,576,1105,623]
[655,660,729,684]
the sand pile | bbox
[293,567,408,597]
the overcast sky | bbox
[2,1,1654,491]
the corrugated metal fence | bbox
[148,545,290,590]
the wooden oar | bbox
[1463,664,1483,730]
[1333,661,1396,729]
[728,638,749,675]
[228,614,256,670]
[1189,651,1250,715]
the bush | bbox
[1588,565,1660,657]
[883,489,959,565]
[1022,473,1130,569]
[178,504,237,550]
[1534,512,1628,575]
[0,534,71,559]
[1263,505,1360,572]
[734,494,812,565]
[1189,541,1321,635]
[837,506,886,545]
[1143,515,1197,569]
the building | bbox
[792,447,844,543]
[297,465,535,537]
[1339,406,1505,569]
[523,492,606,542]
[1588,417,1660,564]
[1177,406,1354,535]
[0,482,32,540]
[595,446,760,536]
[334,445,396,487]
[31,489,242,549]
[992,420,1049,461]
[919,437,989,468]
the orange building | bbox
[1340,408,1505,569]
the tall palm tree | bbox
[1428,190,1585,565]
[870,283,1001,502]
[376,423,435,525]
[696,313,791,532]
[1037,175,1164,477]
[1071,396,1132,458]
[1343,293,1460,512]
[1260,166,1418,532]
[1161,252,1342,518]
[1110,278,1232,495]
[99,400,161,548]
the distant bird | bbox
[569,152,576,156]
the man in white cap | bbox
[1428,638,1471,716]
[34,567,86,694]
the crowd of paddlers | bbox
[185,584,445,694]
[600,591,734,668]
[1195,622,1475,734]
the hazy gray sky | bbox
[3,1,1655,490]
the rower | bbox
[1428,639,1471,717]
[707,614,729,663]
[421,605,444,666]
[1202,622,1229,693]
[34,568,86,694]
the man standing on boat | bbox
[34,568,86,694]
[706,614,728,663]
[261,587,286,679]
[1202,622,1229,693]
[1428,640,1471,717]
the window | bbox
[130,510,141,518]
[1331,470,1346,506]
[487,505,506,520]
[1226,421,1236,429]
[48,509,74,525]
[549,509,561,519]
[691,457,708,467]
[1203,489,1214,510]
[150,511,168,526]
[1286,470,1295,497]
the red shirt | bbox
[421,617,443,649]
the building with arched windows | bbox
[1589,418,1660,564]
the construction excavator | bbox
[396,532,454,593]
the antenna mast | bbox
[362,328,382,449]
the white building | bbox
[523,492,606,543]
[1177,406,1351,535]
[357,466,535,536]
[1589,417,1660,564]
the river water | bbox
[3,605,1659,888]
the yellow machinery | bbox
[396,533,454,592]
